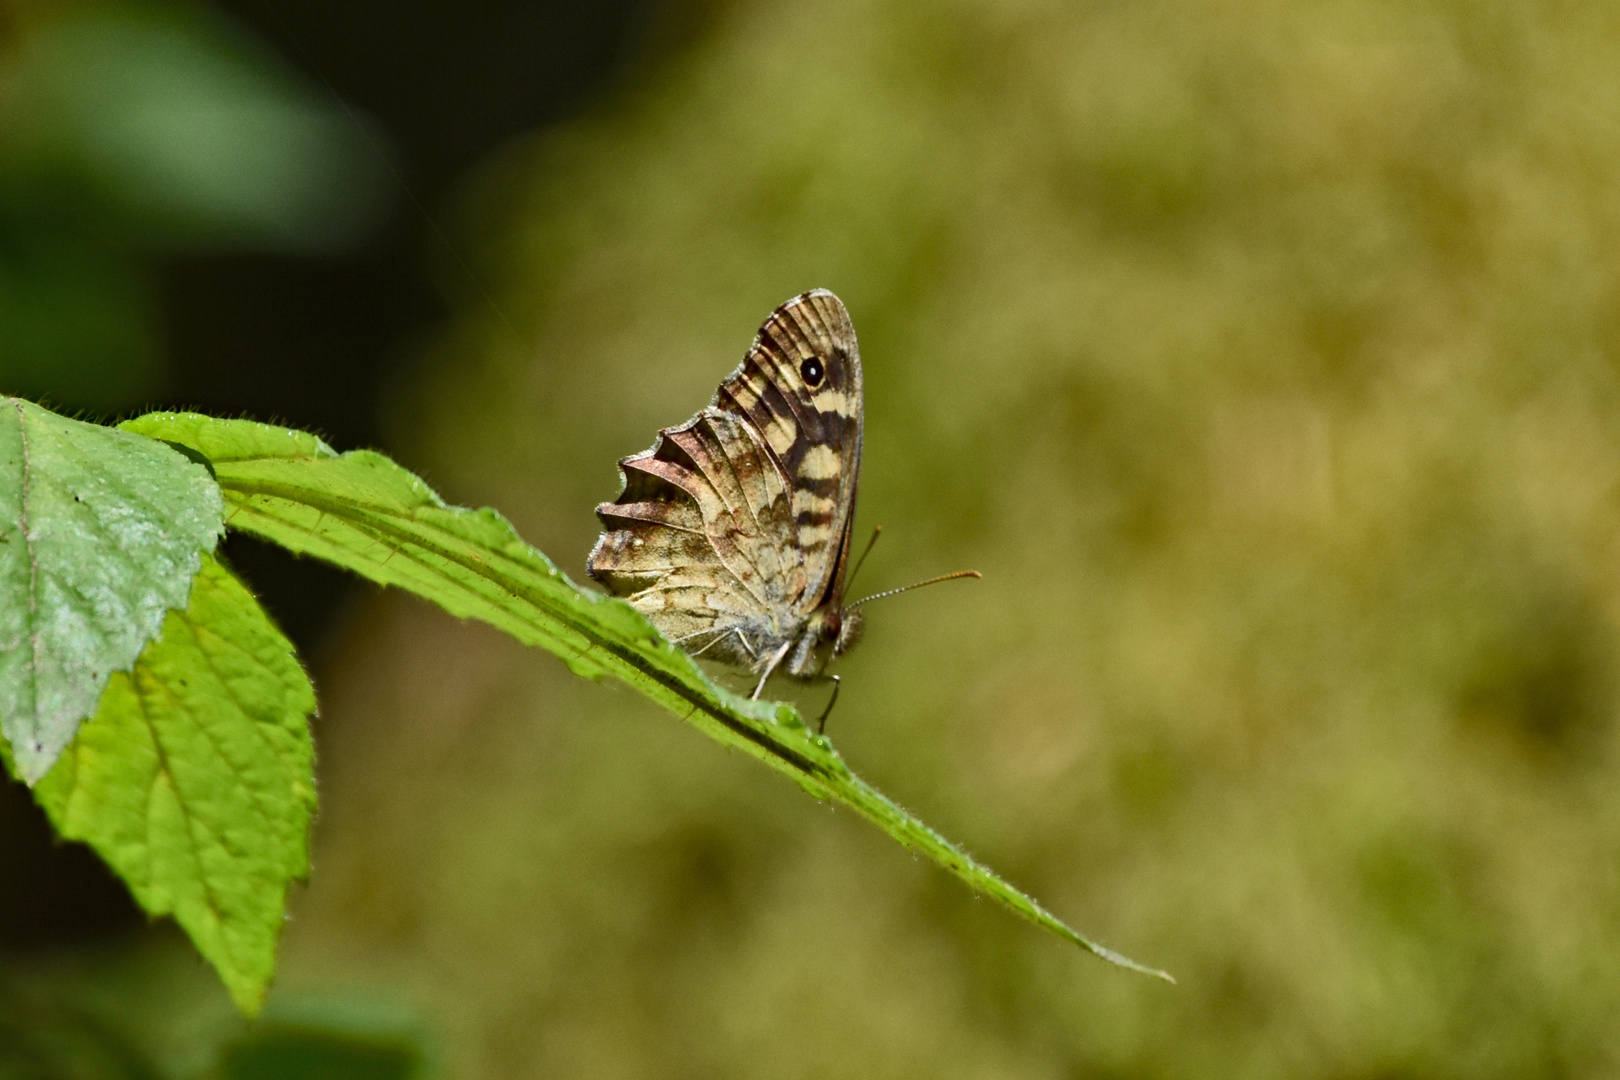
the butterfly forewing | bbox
[715,290,863,614]
[588,289,864,681]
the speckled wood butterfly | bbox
[588,289,975,716]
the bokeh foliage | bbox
[264,0,1620,1076]
[0,0,386,413]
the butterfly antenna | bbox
[847,569,982,608]
[844,525,883,592]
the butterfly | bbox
[587,290,976,716]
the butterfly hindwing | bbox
[589,411,789,665]
[588,290,864,679]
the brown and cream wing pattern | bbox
[587,289,863,671]
[715,289,863,616]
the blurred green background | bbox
[8,0,1620,1076]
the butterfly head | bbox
[784,605,866,679]
[832,607,865,656]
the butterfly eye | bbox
[800,357,825,386]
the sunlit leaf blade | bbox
[0,398,224,782]
[122,410,1171,981]
[31,554,317,1015]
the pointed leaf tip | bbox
[32,555,316,1015]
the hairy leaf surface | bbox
[0,397,223,781]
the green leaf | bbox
[0,397,224,782]
[123,410,1171,982]
[31,553,317,1015]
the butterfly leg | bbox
[751,640,794,699]
[814,675,841,735]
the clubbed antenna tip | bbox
[848,569,981,609]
